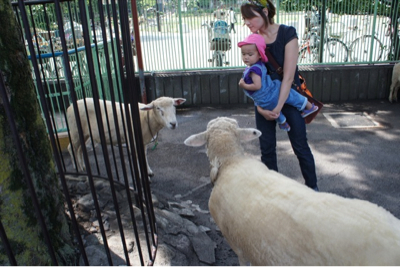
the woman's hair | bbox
[240,0,275,25]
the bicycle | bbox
[202,20,231,67]
[383,17,400,61]
[346,15,384,62]
[298,10,348,64]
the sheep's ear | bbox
[239,128,262,142]
[173,98,186,106]
[184,132,207,147]
[140,103,154,111]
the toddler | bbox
[238,33,318,131]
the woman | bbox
[241,0,319,191]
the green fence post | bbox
[178,0,186,70]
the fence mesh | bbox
[17,0,400,72]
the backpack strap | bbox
[265,48,283,76]
[265,47,307,93]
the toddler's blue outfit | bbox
[242,60,307,124]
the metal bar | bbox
[12,0,72,7]
[110,0,149,263]
[178,0,186,70]
[118,0,152,263]
[22,4,89,265]
[78,0,115,264]
[319,0,327,63]
[95,2,123,183]
[122,55,158,267]
[131,0,148,103]
[369,0,379,62]
[119,9,156,264]
[94,0,132,264]
[52,0,99,264]
[109,0,138,193]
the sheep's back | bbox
[209,158,400,265]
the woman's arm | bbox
[271,37,298,114]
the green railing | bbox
[22,0,400,73]
[28,40,123,133]
[16,0,400,133]
[136,0,400,70]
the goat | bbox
[389,62,400,102]
[67,97,186,175]
[184,116,400,266]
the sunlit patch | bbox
[323,112,381,128]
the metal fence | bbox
[4,0,158,265]
[5,0,398,136]
[18,0,400,74]
[140,0,400,69]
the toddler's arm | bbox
[239,72,262,91]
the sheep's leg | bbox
[389,84,395,102]
[394,85,399,102]
[76,145,85,172]
[68,142,85,172]
[68,143,76,170]
[389,73,400,102]
[389,82,399,103]
[144,145,154,177]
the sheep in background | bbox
[67,97,186,175]
[184,116,400,266]
[389,62,400,102]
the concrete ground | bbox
[147,99,400,265]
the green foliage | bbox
[278,0,399,16]
[138,0,157,10]
[197,0,211,9]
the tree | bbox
[0,0,77,265]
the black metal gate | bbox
[1,0,157,265]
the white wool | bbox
[67,97,185,175]
[184,116,400,266]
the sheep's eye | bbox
[157,107,164,116]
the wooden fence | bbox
[144,64,394,105]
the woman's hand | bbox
[271,106,282,117]
[257,106,279,120]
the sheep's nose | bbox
[170,122,176,129]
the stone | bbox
[80,244,126,266]
[84,234,100,247]
[77,194,95,211]
[66,174,225,266]
[189,231,216,264]
[76,181,88,193]
[175,207,195,217]
[199,225,211,232]
[103,220,110,231]
[154,244,189,266]
[163,233,192,256]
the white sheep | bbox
[184,116,400,266]
[67,97,186,175]
[389,62,400,103]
